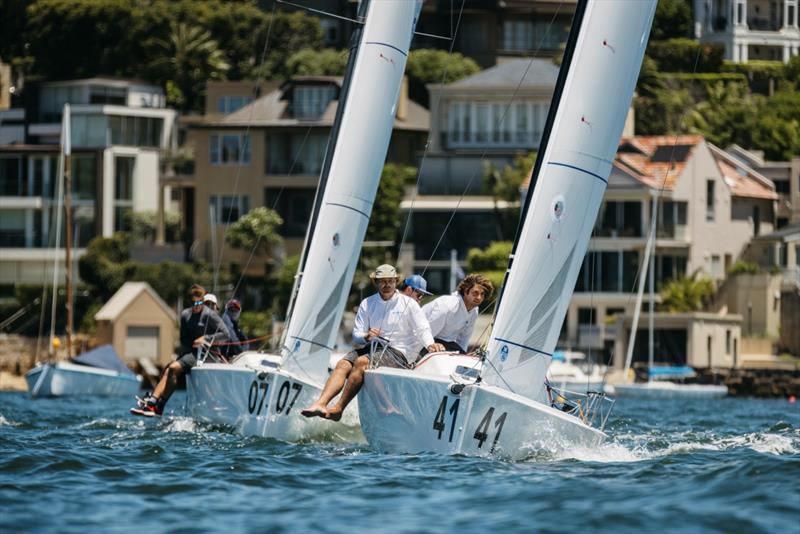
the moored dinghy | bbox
[186,0,423,440]
[358,0,657,460]
[26,345,142,398]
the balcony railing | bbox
[748,17,782,31]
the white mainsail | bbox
[481,0,657,403]
[279,0,423,387]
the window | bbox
[752,205,760,236]
[790,5,796,26]
[71,114,108,147]
[659,200,688,237]
[774,179,790,194]
[266,133,328,175]
[596,201,643,237]
[217,96,253,115]
[578,307,595,325]
[711,254,723,278]
[0,209,26,246]
[209,195,249,225]
[72,155,97,201]
[114,157,135,232]
[265,187,315,237]
[210,133,251,165]
[447,100,547,148]
[502,20,534,51]
[89,85,126,105]
[0,156,25,196]
[706,180,715,221]
[293,85,337,120]
[109,116,163,147]
[575,250,641,292]
[726,330,731,354]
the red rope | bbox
[211,334,271,347]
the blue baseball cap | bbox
[404,274,431,295]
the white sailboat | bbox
[609,201,727,399]
[357,0,657,460]
[26,104,142,398]
[185,0,423,440]
[546,350,606,393]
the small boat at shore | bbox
[26,345,142,398]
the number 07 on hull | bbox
[358,0,657,460]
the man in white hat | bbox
[301,264,444,421]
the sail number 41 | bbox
[433,396,508,453]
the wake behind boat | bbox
[26,345,142,398]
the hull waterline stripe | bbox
[493,337,552,357]
[288,336,333,351]
[364,41,408,57]
[548,162,608,184]
[325,202,369,219]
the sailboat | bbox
[357,0,657,460]
[26,104,142,398]
[608,202,727,399]
[185,0,423,439]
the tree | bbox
[483,151,533,240]
[751,89,800,160]
[684,81,761,148]
[466,241,512,291]
[225,207,283,256]
[148,21,230,111]
[270,254,299,319]
[366,163,416,243]
[659,274,715,312]
[286,48,348,76]
[651,0,693,41]
[406,49,480,105]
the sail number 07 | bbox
[247,378,303,416]
[432,396,508,453]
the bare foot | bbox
[325,406,343,422]
[300,402,328,418]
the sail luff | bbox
[280,0,423,386]
[481,0,657,402]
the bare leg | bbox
[301,359,353,418]
[326,356,369,421]
[152,361,183,404]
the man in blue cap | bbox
[399,274,432,304]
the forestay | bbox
[481,0,656,403]
[280,0,423,387]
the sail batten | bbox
[481,0,657,402]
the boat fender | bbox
[257,371,268,380]
[449,383,465,395]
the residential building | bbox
[172,77,428,274]
[556,135,776,365]
[0,78,177,292]
[693,0,800,62]
[725,144,800,226]
[401,58,634,292]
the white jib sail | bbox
[481,0,657,403]
[280,0,423,386]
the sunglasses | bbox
[192,300,204,306]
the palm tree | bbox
[149,22,230,112]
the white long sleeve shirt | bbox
[422,293,477,352]
[352,291,434,358]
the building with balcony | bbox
[548,135,777,364]
[172,78,428,275]
[0,78,177,291]
[693,0,800,62]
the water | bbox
[1,392,798,533]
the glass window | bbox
[293,85,337,119]
[578,307,595,325]
[72,155,96,201]
[0,209,26,246]
[217,96,253,114]
[601,252,620,292]
[209,195,250,224]
[89,85,126,105]
[114,157,135,232]
[706,179,715,221]
[265,187,315,237]
[266,132,327,175]
[210,133,251,165]
[0,156,24,196]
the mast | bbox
[63,104,74,359]
[279,0,423,386]
[48,105,69,359]
[480,0,657,403]
[648,199,655,383]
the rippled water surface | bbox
[1,392,798,533]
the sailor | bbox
[221,298,248,358]
[203,293,219,312]
[300,264,444,421]
[399,274,432,304]
[422,273,494,353]
[130,285,230,417]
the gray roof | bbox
[448,58,560,89]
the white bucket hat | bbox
[370,264,398,280]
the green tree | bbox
[483,152,532,240]
[271,254,299,319]
[751,89,800,160]
[225,207,284,255]
[366,163,415,243]
[286,48,348,76]
[466,241,512,291]
[406,49,480,104]
[685,81,761,147]
[651,0,693,41]
[659,274,715,312]
[635,84,694,135]
[148,21,230,111]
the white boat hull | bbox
[609,382,728,399]
[186,352,361,442]
[25,362,142,398]
[358,355,605,461]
